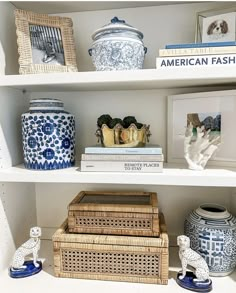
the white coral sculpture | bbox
[184,122,221,171]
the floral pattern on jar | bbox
[22,99,75,170]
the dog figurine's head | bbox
[207,19,228,35]
[177,235,190,249]
[30,226,42,238]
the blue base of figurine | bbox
[176,271,212,292]
[9,261,42,278]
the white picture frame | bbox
[167,89,236,167]
[202,12,236,43]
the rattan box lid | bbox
[53,213,168,247]
[68,191,158,214]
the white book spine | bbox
[85,146,162,155]
[81,154,164,161]
[156,54,236,68]
[159,47,236,57]
[80,161,163,172]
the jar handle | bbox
[88,48,92,56]
[144,47,147,54]
[111,17,126,24]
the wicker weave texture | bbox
[53,213,168,284]
[68,191,160,236]
[75,215,152,229]
[15,9,78,74]
[68,211,159,236]
[62,249,160,275]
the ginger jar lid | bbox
[91,16,144,41]
[29,98,64,111]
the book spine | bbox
[159,46,236,57]
[81,154,164,161]
[156,54,236,68]
[80,161,163,172]
[165,41,236,49]
[85,147,162,155]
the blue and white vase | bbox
[21,99,75,170]
[184,203,236,276]
[88,17,147,71]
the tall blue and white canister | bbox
[184,203,236,276]
[21,99,75,170]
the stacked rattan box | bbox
[52,191,169,284]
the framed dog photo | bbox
[15,9,78,74]
[202,12,236,43]
[195,7,236,43]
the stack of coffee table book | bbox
[80,144,164,172]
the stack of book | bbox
[80,144,164,172]
[156,41,236,69]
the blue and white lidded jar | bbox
[21,99,75,170]
[88,16,147,71]
[184,203,236,276]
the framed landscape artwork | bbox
[15,9,78,74]
[167,89,236,167]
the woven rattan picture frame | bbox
[15,9,78,74]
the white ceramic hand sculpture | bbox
[184,122,220,170]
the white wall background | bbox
[61,2,228,72]
[1,1,232,74]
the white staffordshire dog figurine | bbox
[11,226,41,270]
[177,235,210,283]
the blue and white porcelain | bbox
[184,203,236,276]
[9,260,42,278]
[21,99,75,170]
[88,16,147,71]
[176,271,212,292]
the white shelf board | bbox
[1,67,236,92]
[11,1,184,14]
[1,241,235,293]
[1,164,236,186]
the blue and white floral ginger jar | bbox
[184,203,236,276]
[88,16,147,71]
[22,99,75,170]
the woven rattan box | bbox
[68,191,160,237]
[53,213,169,284]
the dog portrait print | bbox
[207,19,228,36]
[202,12,236,43]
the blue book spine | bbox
[165,41,236,49]
[85,146,162,155]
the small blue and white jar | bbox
[88,16,147,71]
[184,203,236,276]
[21,99,75,170]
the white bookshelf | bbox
[1,164,236,187]
[0,1,236,291]
[1,67,236,92]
